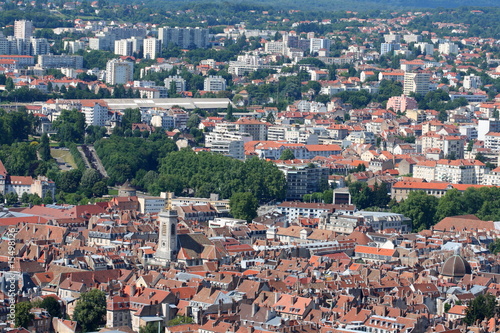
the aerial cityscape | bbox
[1,1,500,333]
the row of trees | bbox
[94,133,178,186]
[391,187,500,232]
[158,149,287,202]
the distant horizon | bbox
[134,0,500,12]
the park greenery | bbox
[157,149,287,202]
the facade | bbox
[403,71,431,96]
[138,196,166,214]
[438,42,459,55]
[164,76,187,93]
[276,163,330,200]
[310,38,331,54]
[0,160,55,199]
[204,76,226,92]
[484,132,500,151]
[14,20,33,39]
[81,100,109,126]
[235,118,268,141]
[158,27,209,49]
[143,38,161,60]
[38,55,84,69]
[386,94,418,112]
[106,58,134,85]
[154,209,178,264]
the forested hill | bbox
[136,0,500,12]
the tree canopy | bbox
[73,289,106,332]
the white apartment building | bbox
[310,38,331,54]
[164,76,186,93]
[478,119,500,140]
[14,20,33,39]
[143,38,161,60]
[438,42,459,55]
[209,140,245,160]
[463,74,482,90]
[264,41,284,54]
[484,132,500,151]
[138,196,166,214]
[205,123,252,147]
[38,54,84,69]
[415,42,434,55]
[403,71,431,96]
[435,159,487,184]
[106,58,134,85]
[204,75,226,92]
[81,100,109,126]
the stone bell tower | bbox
[154,200,178,263]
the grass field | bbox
[51,148,77,169]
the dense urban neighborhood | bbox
[3,1,500,333]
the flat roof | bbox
[102,98,232,110]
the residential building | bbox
[386,94,418,112]
[143,38,161,60]
[164,76,186,93]
[484,132,500,151]
[403,71,431,96]
[276,162,330,200]
[137,196,166,214]
[310,38,331,54]
[158,27,209,49]
[14,20,33,39]
[235,118,268,141]
[81,100,109,126]
[204,76,226,92]
[106,58,134,85]
[38,55,84,69]
[438,42,459,55]
[463,74,482,90]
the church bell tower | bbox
[154,201,178,263]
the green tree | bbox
[230,192,259,222]
[279,149,295,160]
[225,104,236,122]
[186,114,201,129]
[5,192,18,205]
[435,189,464,222]
[140,322,160,333]
[80,169,102,193]
[489,238,500,254]
[5,77,14,91]
[391,191,439,231]
[121,108,142,130]
[464,294,497,326]
[92,181,108,197]
[39,133,51,161]
[53,109,85,145]
[40,296,62,318]
[73,289,106,332]
[167,316,193,326]
[15,301,33,328]
[57,169,83,193]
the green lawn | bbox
[50,149,77,169]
